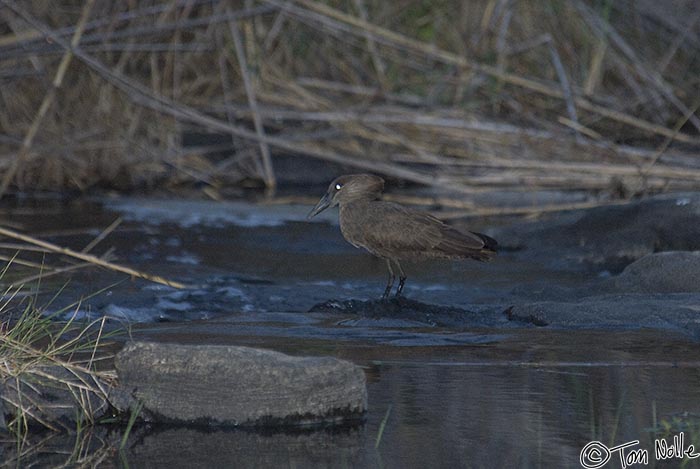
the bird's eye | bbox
[335,183,342,190]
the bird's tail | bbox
[469,231,498,262]
[435,227,498,261]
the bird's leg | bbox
[382,259,395,299]
[395,261,407,297]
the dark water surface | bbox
[2,197,700,468]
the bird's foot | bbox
[394,276,407,297]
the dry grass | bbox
[0,0,698,204]
[0,274,117,437]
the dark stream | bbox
[2,196,700,468]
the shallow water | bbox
[2,196,700,468]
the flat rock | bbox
[505,293,700,337]
[489,193,700,272]
[612,251,700,293]
[113,341,367,426]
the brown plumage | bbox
[308,174,497,298]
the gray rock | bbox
[490,193,700,272]
[504,293,700,337]
[612,251,700,293]
[113,341,367,426]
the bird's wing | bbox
[356,202,489,258]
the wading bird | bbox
[308,174,497,298]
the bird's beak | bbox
[307,192,332,219]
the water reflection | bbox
[4,344,700,468]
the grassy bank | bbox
[0,265,117,437]
[0,1,699,201]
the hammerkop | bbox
[308,174,497,298]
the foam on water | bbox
[165,253,200,265]
[103,198,336,228]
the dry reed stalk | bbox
[557,116,602,140]
[80,217,122,254]
[0,1,698,202]
[657,10,700,74]
[584,34,607,96]
[0,244,53,253]
[545,38,579,139]
[351,0,388,92]
[573,0,700,132]
[0,226,186,289]
[218,103,699,169]
[0,256,50,270]
[296,76,425,105]
[0,0,96,199]
[12,262,98,286]
[641,95,700,179]
[277,0,698,144]
[441,199,630,218]
[227,9,276,191]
